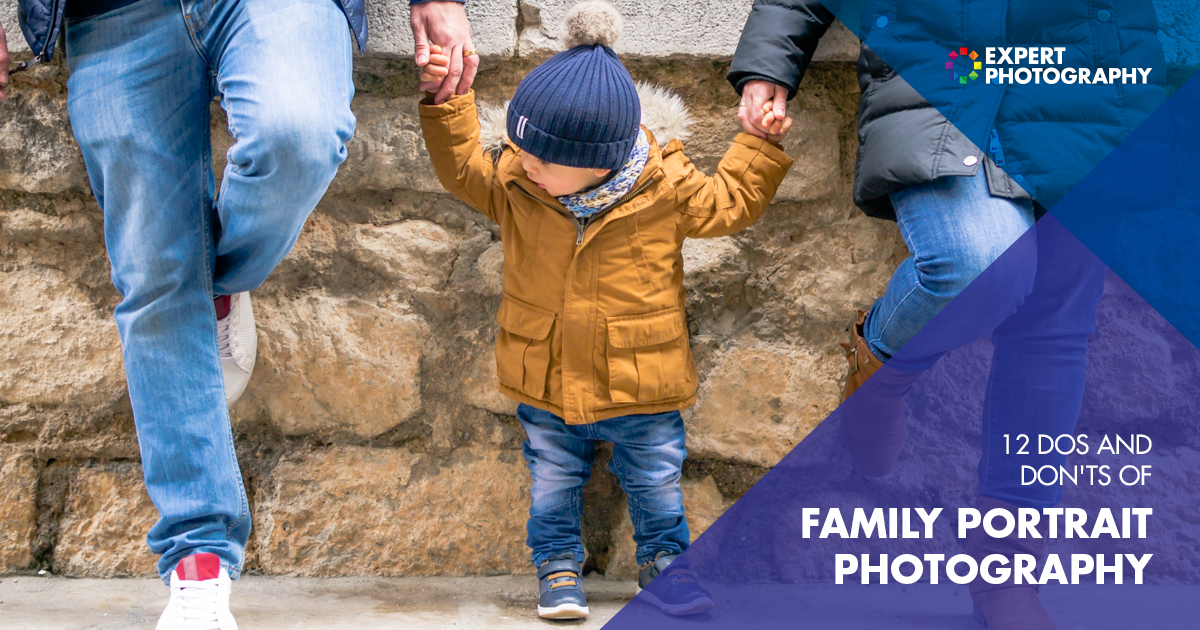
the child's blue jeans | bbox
[517,404,691,567]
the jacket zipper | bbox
[14,0,61,73]
[512,176,659,247]
[988,129,1007,167]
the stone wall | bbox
[0,3,908,579]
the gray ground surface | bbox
[1,575,1194,629]
[0,575,632,629]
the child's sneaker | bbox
[536,554,589,619]
[637,552,714,616]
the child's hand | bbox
[419,44,453,101]
[759,102,794,143]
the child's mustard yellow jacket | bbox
[419,88,792,425]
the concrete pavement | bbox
[0,574,634,630]
[2,574,1196,629]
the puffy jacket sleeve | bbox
[418,91,510,225]
[667,134,793,239]
[727,0,836,99]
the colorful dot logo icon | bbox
[947,47,982,84]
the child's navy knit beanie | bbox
[507,1,640,172]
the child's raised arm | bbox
[666,131,794,239]
[418,56,511,225]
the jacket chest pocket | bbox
[496,295,556,400]
[606,307,687,403]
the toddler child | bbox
[418,0,793,620]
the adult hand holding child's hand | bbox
[411,1,478,104]
[419,44,453,97]
[759,101,794,144]
[738,79,790,140]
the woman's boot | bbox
[839,310,924,476]
[840,310,884,400]
[966,497,1057,629]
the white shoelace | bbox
[216,308,237,362]
[175,580,223,630]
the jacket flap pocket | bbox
[497,295,556,340]
[607,308,685,348]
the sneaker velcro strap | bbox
[537,558,581,580]
[651,554,679,574]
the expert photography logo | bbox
[945,46,1153,85]
[946,47,981,84]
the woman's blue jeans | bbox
[518,404,691,567]
[861,170,1106,508]
[863,169,1037,362]
[65,0,355,582]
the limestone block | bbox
[461,342,520,416]
[239,295,428,438]
[682,237,744,285]
[330,97,444,194]
[604,475,731,580]
[0,449,38,572]
[54,465,159,578]
[755,199,906,332]
[255,446,531,576]
[519,0,753,57]
[518,1,858,60]
[0,1,870,61]
[1,1,29,54]
[0,267,125,409]
[0,88,89,194]
[474,241,505,297]
[687,341,838,469]
[269,211,342,281]
[349,219,457,290]
[774,112,841,202]
[365,0,518,57]
[0,206,100,245]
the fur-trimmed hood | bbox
[477,83,694,157]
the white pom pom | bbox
[563,1,625,49]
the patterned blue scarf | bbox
[557,130,650,218]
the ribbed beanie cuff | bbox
[508,109,638,171]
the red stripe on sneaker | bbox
[177,553,221,581]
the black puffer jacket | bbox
[729,0,1165,220]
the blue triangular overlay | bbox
[1052,73,1200,349]
[602,2,1200,628]
[605,221,1200,628]
[825,0,1177,210]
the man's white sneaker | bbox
[156,553,238,630]
[216,292,256,405]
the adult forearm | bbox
[727,0,836,98]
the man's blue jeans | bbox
[64,0,354,582]
[517,404,691,567]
